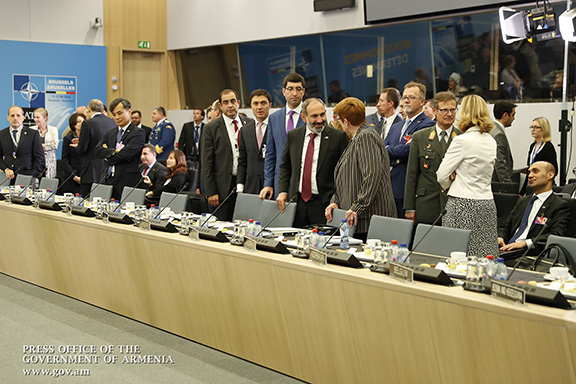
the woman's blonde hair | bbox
[457,94,494,133]
[532,116,552,142]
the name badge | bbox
[534,216,547,225]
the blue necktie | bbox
[116,128,123,144]
[12,129,18,147]
[508,195,538,244]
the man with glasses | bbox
[260,72,306,200]
[491,100,516,183]
[366,87,403,139]
[404,92,461,224]
[385,82,435,218]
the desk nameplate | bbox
[390,262,414,283]
[309,248,327,266]
[491,280,526,305]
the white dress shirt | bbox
[437,127,496,199]
[222,114,243,176]
[515,190,552,248]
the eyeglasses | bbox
[401,96,419,101]
[529,126,542,130]
[437,108,457,114]
[285,87,304,93]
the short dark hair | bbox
[143,143,157,155]
[329,80,340,87]
[250,89,272,103]
[110,98,131,112]
[381,88,401,109]
[88,99,104,112]
[131,110,142,117]
[68,112,86,131]
[218,89,240,104]
[432,92,457,108]
[493,100,516,120]
[194,108,205,117]
[301,98,325,116]
[153,106,166,117]
[283,73,305,88]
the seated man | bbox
[140,143,167,194]
[498,161,571,257]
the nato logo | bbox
[13,75,45,108]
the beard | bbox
[307,121,325,134]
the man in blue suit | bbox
[149,106,175,161]
[384,82,435,218]
[259,72,306,200]
[0,105,44,184]
[366,87,403,139]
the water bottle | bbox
[381,242,392,263]
[247,219,255,236]
[485,255,495,279]
[340,220,350,249]
[493,257,508,280]
[254,221,262,237]
[74,194,83,207]
[389,240,399,262]
[397,243,409,263]
[200,213,209,227]
[318,231,325,248]
[108,198,119,213]
[149,204,159,219]
[479,256,488,287]
[46,189,55,202]
[310,229,319,247]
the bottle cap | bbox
[319,231,325,235]
[312,229,318,233]
[151,204,155,207]
[497,257,504,262]
[341,219,346,223]
[391,240,398,244]
[249,219,254,223]
[400,243,407,247]
[255,221,261,225]
[487,255,494,260]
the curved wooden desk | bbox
[1,204,575,383]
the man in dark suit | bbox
[95,98,146,200]
[140,143,167,193]
[0,105,44,184]
[405,92,462,224]
[385,82,435,218]
[131,110,152,142]
[237,89,271,195]
[277,98,349,227]
[178,108,205,166]
[499,161,571,256]
[491,100,516,182]
[365,87,403,139]
[74,99,117,197]
[260,72,306,200]
[201,89,253,221]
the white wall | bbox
[167,0,366,50]
[0,0,104,45]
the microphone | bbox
[200,188,236,227]
[152,182,190,220]
[38,170,77,211]
[255,195,298,236]
[507,223,548,281]
[322,209,354,248]
[17,166,45,196]
[405,209,446,262]
[70,173,108,217]
[116,176,146,210]
[44,170,76,201]
[76,172,108,207]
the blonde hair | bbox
[532,116,552,142]
[457,95,494,133]
[34,107,48,118]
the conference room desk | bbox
[1,203,576,383]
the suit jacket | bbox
[139,161,167,193]
[331,125,396,233]
[499,192,571,254]
[61,133,83,179]
[404,126,462,224]
[0,126,44,178]
[178,121,204,161]
[151,170,188,197]
[278,125,349,206]
[238,121,267,194]
[366,113,403,137]
[491,122,514,182]
[263,107,305,197]
[95,123,146,199]
[150,119,176,160]
[527,141,557,173]
[142,125,152,142]
[384,112,435,199]
[76,114,117,184]
[201,115,253,200]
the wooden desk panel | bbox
[1,204,575,383]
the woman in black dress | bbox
[60,112,85,194]
[145,149,188,205]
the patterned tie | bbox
[12,129,18,147]
[301,133,317,202]
[233,120,239,144]
[116,128,123,144]
[380,119,387,139]
[508,195,538,244]
[193,126,200,157]
[440,131,448,153]
[400,119,412,138]
[287,110,295,132]
[256,122,264,149]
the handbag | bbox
[515,243,576,275]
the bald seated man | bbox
[498,161,571,256]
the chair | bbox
[120,186,146,206]
[14,174,33,187]
[493,192,519,228]
[366,215,413,246]
[491,182,519,194]
[412,224,471,257]
[545,235,576,272]
[233,193,263,221]
[326,208,356,237]
[0,171,8,186]
[39,177,59,192]
[159,192,188,214]
[90,183,113,201]
[258,199,296,228]
[562,198,576,237]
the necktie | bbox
[256,122,264,149]
[301,133,317,202]
[440,131,448,153]
[143,165,150,177]
[116,128,123,144]
[287,110,295,132]
[400,119,412,138]
[508,195,538,244]
[233,120,239,144]
[380,119,387,139]
[12,130,18,147]
[193,126,200,157]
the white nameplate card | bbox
[243,237,257,252]
[491,280,526,305]
[389,262,414,283]
[188,227,200,241]
[309,248,327,266]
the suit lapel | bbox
[293,128,306,183]
[16,127,30,154]
[317,128,331,171]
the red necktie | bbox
[301,133,317,202]
[143,165,149,177]
[233,120,239,144]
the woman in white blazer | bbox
[33,108,59,179]
[437,95,499,257]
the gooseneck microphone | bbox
[17,166,46,196]
[116,176,146,211]
[44,170,76,201]
[152,182,190,220]
[75,172,109,207]
[255,195,298,237]
[507,223,548,281]
[200,189,236,227]
[405,209,446,261]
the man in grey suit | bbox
[404,92,462,224]
[491,100,516,182]
[365,88,402,139]
[75,99,117,197]
[237,89,271,195]
[277,98,349,227]
[201,89,253,221]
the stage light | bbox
[559,8,576,42]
